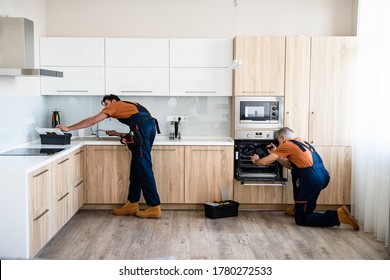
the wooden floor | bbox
[35,210,389,260]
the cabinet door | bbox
[315,146,352,205]
[152,146,185,203]
[84,146,131,204]
[105,38,169,67]
[72,148,84,185]
[105,67,169,96]
[234,36,285,96]
[73,181,84,212]
[309,37,357,146]
[41,67,105,95]
[170,38,233,67]
[52,155,73,232]
[40,37,104,66]
[184,146,233,203]
[233,180,284,204]
[284,36,311,140]
[28,165,53,257]
[170,68,232,96]
[71,148,84,215]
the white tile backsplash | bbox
[46,96,231,137]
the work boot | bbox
[284,207,295,216]
[337,205,360,230]
[112,201,139,215]
[136,205,161,219]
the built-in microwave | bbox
[234,96,284,130]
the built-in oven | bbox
[234,96,284,130]
[233,96,286,183]
[234,130,286,183]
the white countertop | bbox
[0,136,233,173]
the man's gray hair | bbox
[275,127,296,140]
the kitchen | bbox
[1,0,389,276]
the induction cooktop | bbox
[0,148,65,156]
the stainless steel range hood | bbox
[0,17,63,77]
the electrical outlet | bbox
[165,115,188,122]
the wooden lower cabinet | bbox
[283,146,352,205]
[28,164,53,258]
[184,146,234,203]
[51,152,75,233]
[84,146,131,204]
[152,146,185,203]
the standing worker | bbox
[56,94,162,219]
[250,127,359,230]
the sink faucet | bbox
[91,123,104,139]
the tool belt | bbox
[120,116,160,151]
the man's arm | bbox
[56,112,108,131]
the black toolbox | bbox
[204,200,240,219]
[40,133,72,145]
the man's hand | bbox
[250,154,260,164]
[106,130,119,137]
[56,124,70,131]
[267,143,277,153]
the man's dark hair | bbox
[101,94,121,105]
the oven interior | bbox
[234,139,286,182]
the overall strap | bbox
[289,139,323,165]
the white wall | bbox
[45,0,358,37]
[0,0,48,150]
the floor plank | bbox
[35,209,390,260]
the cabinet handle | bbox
[242,183,285,186]
[75,151,84,155]
[152,148,176,151]
[33,169,49,178]
[191,149,223,152]
[184,91,217,94]
[33,209,49,221]
[56,90,89,93]
[121,90,153,93]
[58,158,70,165]
[74,181,84,188]
[242,91,275,94]
[58,192,70,202]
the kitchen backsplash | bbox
[0,95,49,150]
[46,96,231,137]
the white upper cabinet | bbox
[170,38,233,67]
[105,38,169,96]
[40,37,105,66]
[105,38,169,67]
[40,37,105,95]
[170,38,233,96]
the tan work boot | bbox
[136,205,161,219]
[284,207,295,216]
[337,205,359,230]
[112,201,139,215]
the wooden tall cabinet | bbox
[283,36,356,206]
[284,36,311,141]
[184,146,234,203]
[234,36,286,96]
[84,146,131,204]
[309,37,357,146]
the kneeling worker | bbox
[250,127,359,230]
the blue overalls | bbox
[289,140,339,227]
[117,102,161,207]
